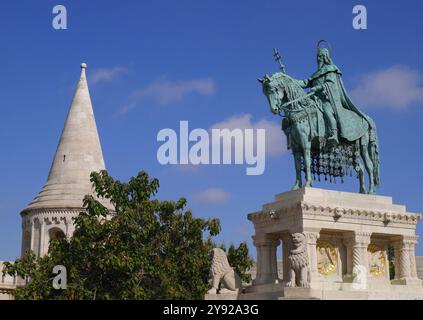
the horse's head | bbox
[258,73,285,115]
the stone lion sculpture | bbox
[206,248,242,294]
[286,233,310,287]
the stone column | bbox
[343,232,371,283]
[392,236,422,285]
[383,244,391,281]
[253,234,280,285]
[29,219,35,254]
[303,230,320,283]
[408,237,418,280]
[39,218,46,257]
[281,234,290,284]
[399,241,411,279]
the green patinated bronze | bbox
[259,42,380,194]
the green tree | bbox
[387,244,395,280]
[227,242,254,284]
[4,170,226,299]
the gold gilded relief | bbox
[317,240,338,275]
[368,244,386,277]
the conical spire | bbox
[22,63,112,213]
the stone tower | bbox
[20,63,113,257]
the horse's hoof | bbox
[292,184,301,190]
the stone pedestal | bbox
[240,188,423,300]
[204,293,239,300]
[279,287,321,300]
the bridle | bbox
[269,81,315,117]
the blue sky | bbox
[1,0,423,260]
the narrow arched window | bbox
[49,228,65,241]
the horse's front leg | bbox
[296,125,312,188]
[357,162,366,194]
[360,139,375,194]
[292,150,303,190]
[303,146,312,187]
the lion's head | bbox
[292,233,306,248]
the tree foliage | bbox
[221,243,254,284]
[387,244,395,280]
[5,170,255,299]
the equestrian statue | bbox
[258,41,380,194]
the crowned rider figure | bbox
[300,41,374,146]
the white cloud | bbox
[210,114,286,157]
[134,78,215,104]
[119,77,215,114]
[193,187,230,204]
[90,66,127,84]
[350,65,423,110]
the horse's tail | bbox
[368,125,380,187]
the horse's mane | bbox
[271,73,310,110]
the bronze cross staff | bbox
[273,48,285,72]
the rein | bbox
[278,90,316,114]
